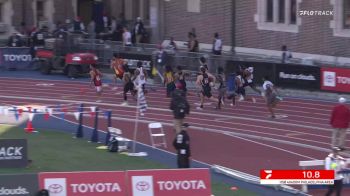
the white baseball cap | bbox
[339,97,347,103]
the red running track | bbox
[0,77,348,192]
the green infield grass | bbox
[0,125,257,196]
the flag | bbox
[138,87,148,116]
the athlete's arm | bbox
[89,71,95,86]
[196,75,202,86]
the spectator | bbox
[167,37,178,51]
[31,27,46,47]
[188,32,199,52]
[7,33,24,47]
[212,32,222,55]
[110,16,117,33]
[281,45,292,63]
[170,84,190,134]
[330,97,350,150]
[122,27,132,47]
[73,16,85,32]
[173,123,191,168]
[132,17,145,44]
[325,147,347,196]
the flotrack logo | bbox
[3,55,32,62]
[0,186,29,195]
[0,147,23,160]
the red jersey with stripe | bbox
[92,69,102,86]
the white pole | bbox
[132,86,140,153]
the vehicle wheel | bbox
[68,65,79,78]
[40,61,51,75]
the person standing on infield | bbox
[173,123,191,168]
[170,83,190,134]
[330,97,350,150]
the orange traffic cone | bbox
[25,120,34,133]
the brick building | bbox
[0,0,152,39]
[162,0,234,50]
[235,0,350,64]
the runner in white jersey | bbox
[262,76,280,118]
[133,61,147,93]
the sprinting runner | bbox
[89,64,103,102]
[121,64,135,106]
[262,76,279,118]
[226,72,237,107]
[174,66,187,93]
[236,69,256,103]
[110,53,124,90]
[163,65,176,97]
[196,66,218,110]
[216,67,226,109]
[242,66,262,96]
[133,61,147,94]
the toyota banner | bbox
[39,171,127,196]
[127,168,212,196]
[38,169,211,196]
[321,67,350,93]
[0,47,33,70]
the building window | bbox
[255,0,301,33]
[0,3,3,22]
[187,0,200,13]
[36,0,44,21]
[331,0,350,37]
[290,0,297,24]
[344,0,350,29]
[278,0,285,23]
[266,0,274,22]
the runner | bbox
[110,53,124,90]
[163,65,176,97]
[216,67,226,109]
[133,61,147,94]
[262,76,279,118]
[121,64,135,106]
[196,66,218,110]
[174,66,187,93]
[89,64,103,102]
[236,69,256,103]
[242,66,262,96]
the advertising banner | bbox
[321,67,350,93]
[0,139,28,168]
[38,171,127,196]
[127,168,212,196]
[118,53,152,71]
[275,64,320,90]
[0,174,39,196]
[0,47,33,69]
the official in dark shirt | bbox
[173,123,191,168]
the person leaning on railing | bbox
[7,33,24,47]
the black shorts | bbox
[235,87,245,96]
[202,86,212,98]
[124,82,134,93]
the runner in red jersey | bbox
[90,64,103,102]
